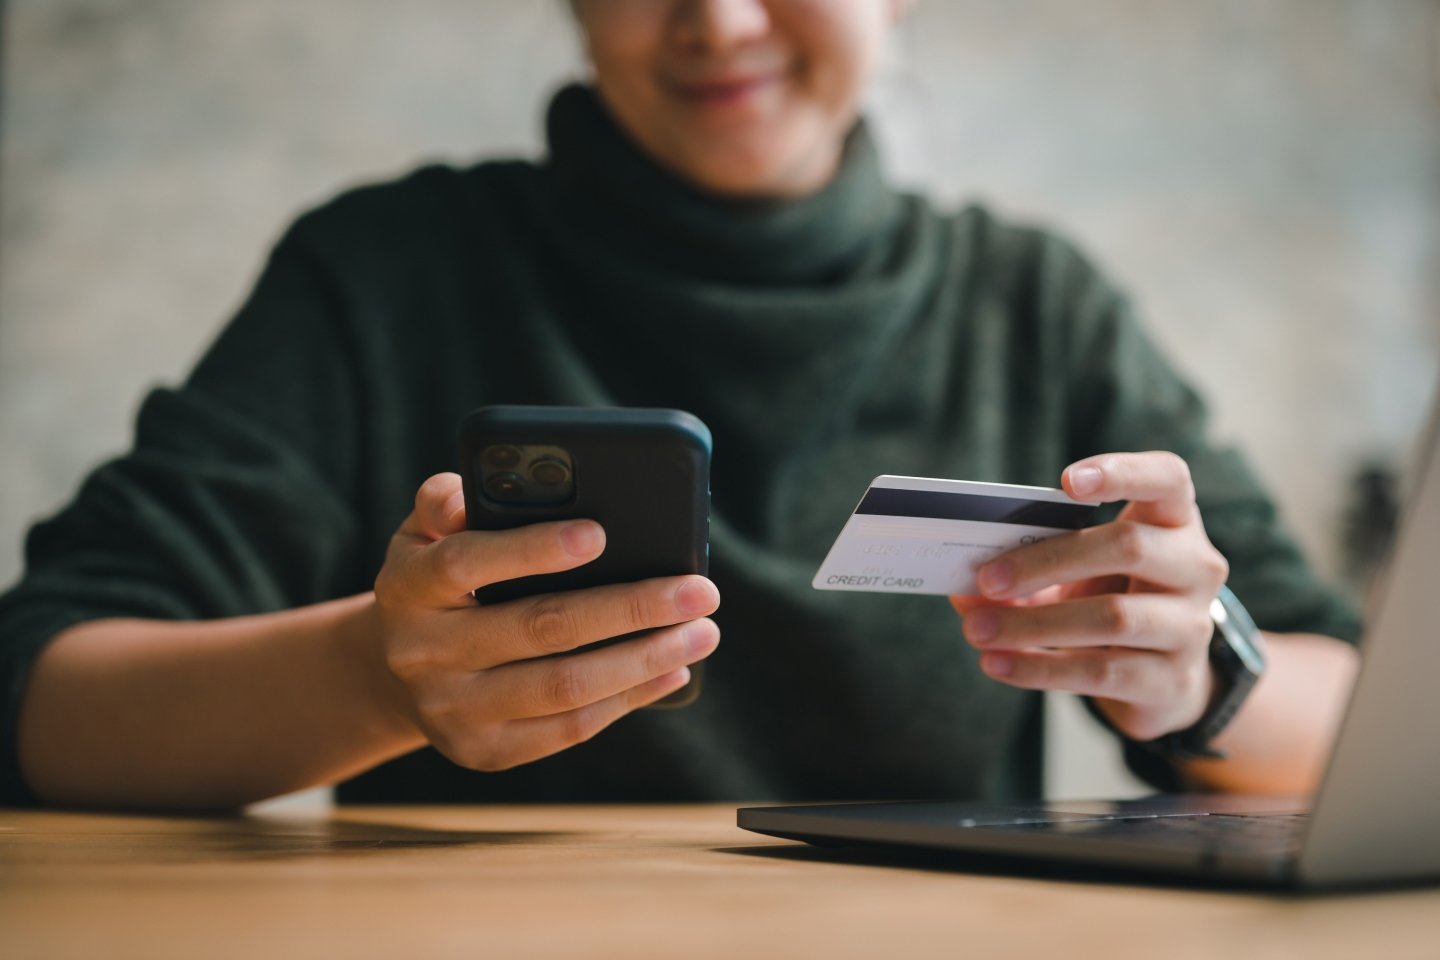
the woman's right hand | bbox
[369,472,720,773]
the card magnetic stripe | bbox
[855,488,1095,530]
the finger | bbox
[470,575,720,667]
[483,667,695,771]
[976,645,1172,702]
[961,594,1213,653]
[397,473,469,543]
[482,618,720,718]
[391,520,606,609]
[950,586,1063,616]
[1062,452,1196,528]
[975,522,1222,600]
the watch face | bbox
[1212,589,1267,675]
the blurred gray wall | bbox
[3,0,1438,800]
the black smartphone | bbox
[458,405,712,707]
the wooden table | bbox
[2,804,1437,959]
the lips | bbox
[666,70,788,105]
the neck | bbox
[541,83,904,287]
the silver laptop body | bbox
[738,397,1440,890]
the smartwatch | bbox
[1146,585,1268,761]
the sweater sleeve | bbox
[0,218,367,806]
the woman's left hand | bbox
[951,452,1230,742]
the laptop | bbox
[737,393,1440,890]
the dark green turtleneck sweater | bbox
[0,86,1358,805]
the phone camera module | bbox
[478,443,575,506]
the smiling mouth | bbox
[667,71,787,106]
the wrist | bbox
[345,594,427,750]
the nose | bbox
[673,0,773,52]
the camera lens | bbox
[529,457,571,487]
[484,445,523,470]
[483,471,527,500]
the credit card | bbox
[812,475,1099,596]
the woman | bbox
[1,0,1359,810]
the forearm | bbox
[16,594,426,811]
[1180,631,1360,795]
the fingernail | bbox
[676,579,719,616]
[982,653,1014,677]
[964,609,1000,643]
[561,521,604,557]
[977,561,1014,597]
[1069,466,1103,497]
[683,619,718,655]
[441,491,466,520]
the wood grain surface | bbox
[2,804,1437,959]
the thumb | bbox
[399,473,468,543]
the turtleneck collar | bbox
[542,83,905,288]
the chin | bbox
[671,135,828,200]
[684,163,792,199]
